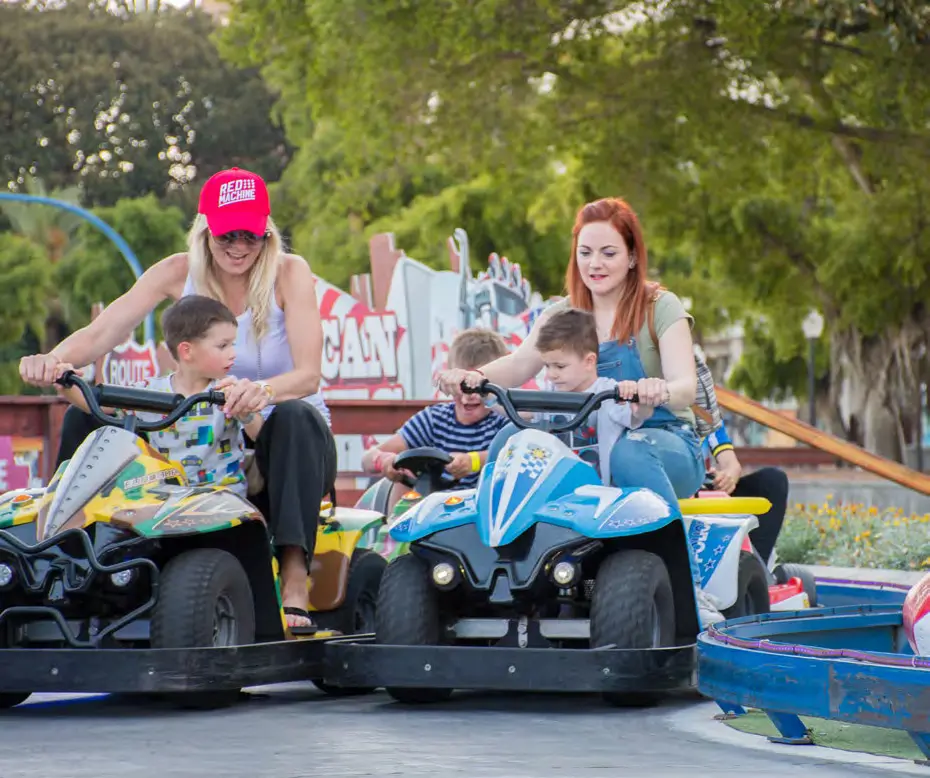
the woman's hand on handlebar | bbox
[437,369,485,398]
[20,352,68,387]
[616,379,652,420]
[215,376,270,419]
[635,377,670,407]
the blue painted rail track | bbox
[697,576,930,762]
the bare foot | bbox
[280,546,313,628]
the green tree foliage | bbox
[57,194,187,334]
[0,234,53,394]
[223,0,930,459]
[0,0,290,207]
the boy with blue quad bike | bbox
[533,307,789,621]
[532,307,654,480]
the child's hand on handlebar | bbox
[373,451,414,483]
[615,380,639,401]
[615,380,652,420]
[445,452,478,480]
[437,369,484,397]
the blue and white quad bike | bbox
[327,382,775,705]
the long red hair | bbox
[565,198,659,343]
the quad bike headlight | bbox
[109,569,135,588]
[552,561,577,586]
[0,563,13,587]
[431,562,456,587]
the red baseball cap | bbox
[198,167,271,236]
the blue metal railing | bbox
[698,589,930,760]
[0,193,155,343]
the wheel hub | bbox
[213,593,237,646]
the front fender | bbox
[388,490,478,544]
[134,488,264,537]
[532,484,682,539]
[686,514,759,610]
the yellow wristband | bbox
[468,451,482,473]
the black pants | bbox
[56,400,337,560]
[731,466,789,565]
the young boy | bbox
[535,307,652,484]
[362,328,510,491]
[57,295,262,497]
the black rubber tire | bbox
[375,554,452,704]
[722,551,771,619]
[311,550,386,696]
[150,548,255,710]
[590,549,676,708]
[774,563,818,607]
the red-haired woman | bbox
[438,197,704,508]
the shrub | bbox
[776,498,930,570]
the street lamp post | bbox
[802,310,825,428]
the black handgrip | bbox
[56,371,228,433]
[462,380,630,433]
[96,384,186,415]
[461,379,489,394]
[614,386,640,404]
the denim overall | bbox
[596,337,704,507]
[487,336,704,509]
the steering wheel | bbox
[393,447,457,495]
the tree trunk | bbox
[830,314,929,463]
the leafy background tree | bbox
[0,0,286,393]
[1,0,927,463]
[0,0,290,207]
[220,0,930,461]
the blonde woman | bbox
[19,168,336,634]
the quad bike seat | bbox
[678,496,772,516]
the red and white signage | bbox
[101,340,160,387]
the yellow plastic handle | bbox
[678,496,772,515]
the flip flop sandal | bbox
[283,606,318,636]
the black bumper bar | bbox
[0,635,370,694]
[322,642,696,693]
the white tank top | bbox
[181,275,331,425]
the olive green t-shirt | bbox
[541,293,695,426]
[634,291,694,426]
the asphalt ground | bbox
[0,686,914,778]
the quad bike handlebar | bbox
[56,370,226,433]
[393,446,457,493]
[462,380,639,434]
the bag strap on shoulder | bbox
[647,295,713,425]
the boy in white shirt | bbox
[57,295,263,497]
[535,307,652,484]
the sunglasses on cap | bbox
[211,230,269,246]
